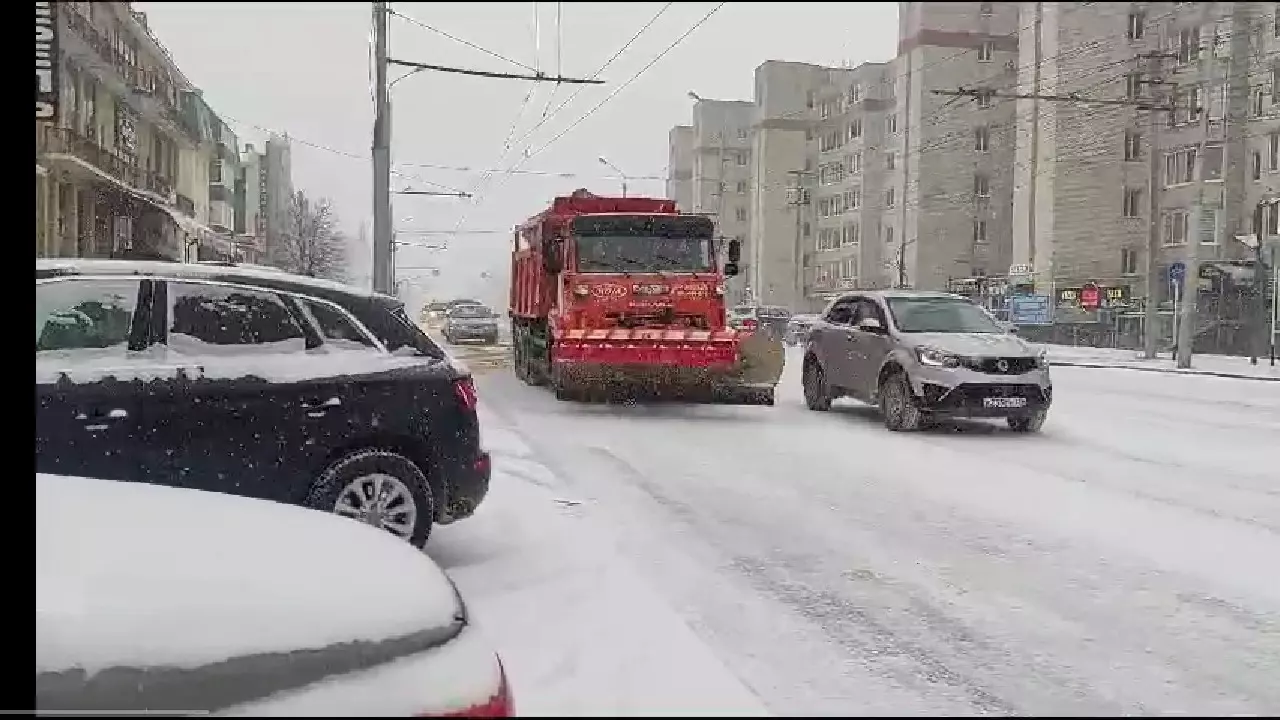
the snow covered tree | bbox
[278,190,349,281]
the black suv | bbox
[35,259,491,547]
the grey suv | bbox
[801,290,1052,432]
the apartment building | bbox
[895,0,1021,294]
[1013,1,1279,350]
[749,60,832,310]
[687,98,755,304]
[665,125,695,211]
[237,134,293,266]
[35,1,236,262]
[807,62,896,307]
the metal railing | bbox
[41,126,174,200]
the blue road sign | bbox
[1168,261,1186,283]
[1008,293,1053,326]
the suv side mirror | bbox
[856,317,884,333]
[726,238,742,263]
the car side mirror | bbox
[726,238,742,263]
[856,317,884,333]
[724,261,739,277]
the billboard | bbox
[36,2,59,121]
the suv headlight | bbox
[916,346,962,368]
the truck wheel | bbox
[550,365,573,401]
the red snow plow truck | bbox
[508,189,783,405]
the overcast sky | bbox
[135,1,897,305]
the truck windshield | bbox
[575,235,713,273]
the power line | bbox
[517,2,728,165]
[387,7,536,73]
[386,57,604,84]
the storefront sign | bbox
[36,2,59,121]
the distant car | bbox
[35,259,491,546]
[784,314,819,346]
[728,305,791,341]
[36,473,513,717]
[442,304,500,345]
[801,290,1052,432]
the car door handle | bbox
[76,408,129,432]
[301,397,342,415]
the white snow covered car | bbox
[35,474,513,717]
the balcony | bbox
[62,10,191,142]
[208,199,235,233]
[42,125,175,201]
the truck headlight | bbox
[916,346,961,368]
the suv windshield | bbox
[450,305,494,318]
[887,296,1004,334]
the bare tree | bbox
[277,190,349,281]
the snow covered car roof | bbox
[36,474,471,713]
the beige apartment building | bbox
[1013,1,1279,350]
[35,1,236,262]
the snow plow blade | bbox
[551,328,783,405]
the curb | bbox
[1050,360,1280,382]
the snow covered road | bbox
[446,349,1280,715]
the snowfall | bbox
[427,344,1280,717]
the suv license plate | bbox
[983,396,1027,409]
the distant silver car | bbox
[801,290,1052,432]
[442,304,500,345]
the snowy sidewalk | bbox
[426,412,769,718]
[1045,344,1280,382]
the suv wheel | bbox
[308,449,436,547]
[880,372,923,431]
[1007,409,1048,433]
[802,359,832,411]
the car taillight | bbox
[415,656,513,718]
[454,377,478,411]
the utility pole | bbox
[369,1,603,296]
[1174,2,1217,370]
[787,169,813,310]
[1138,51,1177,359]
[372,0,392,294]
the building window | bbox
[735,151,748,166]
[886,114,898,134]
[1164,148,1197,186]
[977,41,995,62]
[1202,144,1224,181]
[1125,73,1144,100]
[844,187,861,209]
[1127,11,1146,40]
[885,225,894,245]
[979,2,993,16]
[885,188,896,208]
[848,83,861,103]
[1124,129,1142,161]
[848,119,862,140]
[973,173,991,198]
[976,89,994,108]
[1162,209,1190,246]
[843,222,860,245]
[974,125,990,152]
[1269,132,1279,170]
[1253,151,1264,180]
[973,219,988,245]
[1123,187,1143,217]
[1251,87,1266,117]
[848,152,862,174]
[736,180,749,193]
[1177,26,1201,65]
[734,207,747,222]
[886,151,896,170]
[1121,248,1139,275]
[1266,202,1280,237]
[737,128,748,140]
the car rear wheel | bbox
[1007,409,1048,433]
[880,372,923,431]
[308,450,436,547]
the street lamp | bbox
[597,156,628,197]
